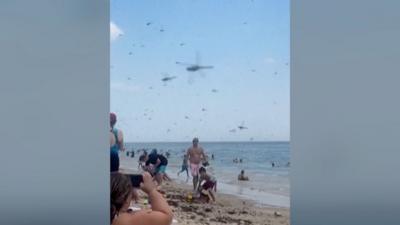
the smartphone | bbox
[129,174,143,188]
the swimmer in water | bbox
[238,170,249,181]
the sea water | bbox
[120,141,290,208]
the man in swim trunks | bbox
[186,137,207,191]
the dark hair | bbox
[110,113,117,128]
[199,167,206,173]
[111,172,132,224]
[241,170,244,173]
[139,154,146,162]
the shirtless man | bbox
[186,137,207,191]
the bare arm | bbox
[125,207,172,225]
[201,148,207,161]
[197,176,204,191]
[155,158,161,168]
[186,148,191,164]
[148,189,172,218]
[127,172,172,225]
[118,130,125,151]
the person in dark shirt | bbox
[145,150,168,185]
[198,167,217,203]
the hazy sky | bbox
[111,0,289,142]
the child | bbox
[198,167,217,203]
[177,154,189,178]
[138,154,147,170]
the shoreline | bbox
[125,141,290,144]
[172,176,290,208]
[120,155,290,208]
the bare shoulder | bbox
[112,213,132,225]
[113,211,149,225]
[115,210,171,225]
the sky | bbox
[111,0,289,142]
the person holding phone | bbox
[111,172,173,225]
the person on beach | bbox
[138,151,148,170]
[110,172,173,225]
[130,150,135,158]
[198,167,217,203]
[186,137,207,191]
[110,113,125,172]
[145,150,169,186]
[238,170,249,181]
[177,154,189,178]
[202,160,210,167]
[162,172,172,182]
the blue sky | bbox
[111,0,289,142]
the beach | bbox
[129,180,289,225]
[122,142,290,207]
[120,141,290,225]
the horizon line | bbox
[125,140,290,143]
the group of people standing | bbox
[109,112,219,225]
[109,112,220,225]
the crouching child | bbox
[198,167,217,203]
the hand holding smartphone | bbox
[129,174,144,188]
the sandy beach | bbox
[127,177,289,225]
[120,145,290,225]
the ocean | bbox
[120,141,290,208]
